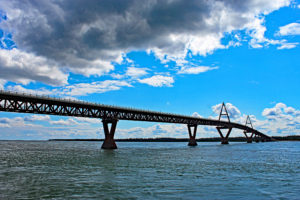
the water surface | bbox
[0,141,299,199]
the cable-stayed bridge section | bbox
[0,91,273,149]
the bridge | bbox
[0,90,273,149]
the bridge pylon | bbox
[187,124,198,146]
[244,115,254,143]
[218,102,230,122]
[216,102,232,144]
[101,118,118,149]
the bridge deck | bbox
[0,91,271,139]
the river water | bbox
[0,141,299,199]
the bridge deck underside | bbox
[0,92,271,139]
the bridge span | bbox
[0,90,273,149]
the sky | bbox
[0,0,299,140]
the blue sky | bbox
[0,0,299,140]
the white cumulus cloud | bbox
[178,66,218,74]
[125,67,149,78]
[6,80,132,97]
[212,103,241,119]
[277,42,299,49]
[262,103,285,117]
[50,119,78,126]
[24,115,50,122]
[62,80,132,96]
[278,23,300,36]
[138,75,174,87]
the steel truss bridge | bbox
[0,91,273,149]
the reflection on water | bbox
[0,141,299,199]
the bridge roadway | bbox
[0,90,272,149]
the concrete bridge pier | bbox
[247,137,253,143]
[243,131,253,143]
[101,118,118,149]
[266,138,273,142]
[187,124,198,146]
[254,134,260,143]
[216,127,232,144]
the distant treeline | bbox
[272,136,300,141]
[49,135,300,142]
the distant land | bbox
[49,136,300,142]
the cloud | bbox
[0,116,42,130]
[24,115,50,122]
[262,103,300,119]
[50,119,78,126]
[0,117,10,128]
[0,79,6,90]
[0,0,291,86]
[246,17,268,48]
[0,115,100,139]
[6,85,57,96]
[258,103,300,134]
[245,18,296,49]
[277,42,298,49]
[62,80,132,96]
[262,103,285,117]
[277,23,300,36]
[116,123,190,139]
[0,117,10,124]
[138,75,174,87]
[178,66,218,74]
[210,102,300,135]
[188,34,225,57]
[212,103,241,119]
[0,49,68,86]
[284,106,296,115]
[1,102,299,139]
[192,112,202,118]
[7,80,133,97]
[125,67,149,78]
[74,117,101,124]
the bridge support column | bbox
[216,127,232,144]
[266,137,272,142]
[243,131,253,143]
[254,134,259,143]
[187,124,198,146]
[101,118,118,149]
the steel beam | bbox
[0,91,273,141]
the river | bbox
[0,141,299,199]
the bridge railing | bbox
[0,89,273,148]
[0,89,212,121]
[0,90,266,133]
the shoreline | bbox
[48,136,300,142]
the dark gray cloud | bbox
[0,0,290,85]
